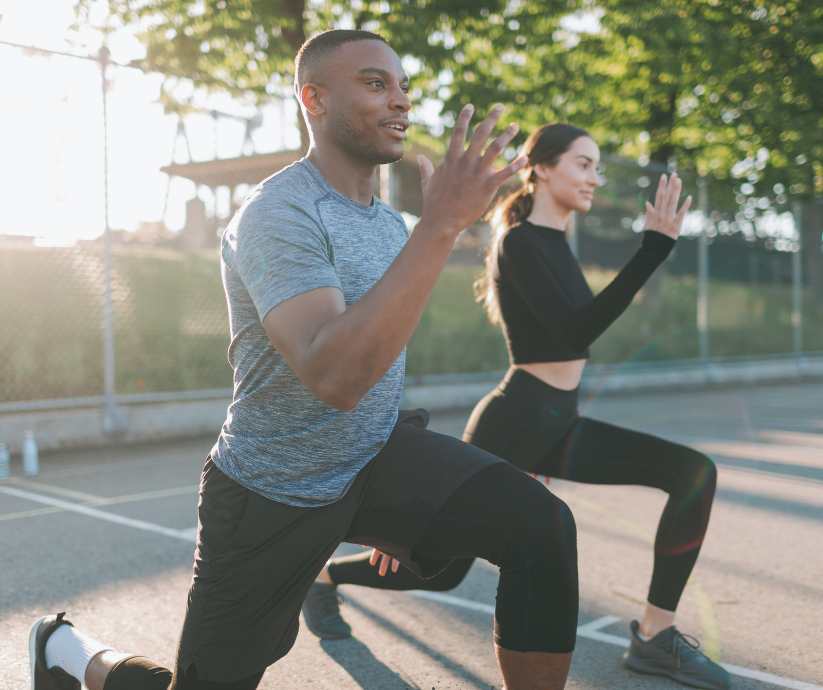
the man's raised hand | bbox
[417,104,527,237]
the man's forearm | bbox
[306,220,457,408]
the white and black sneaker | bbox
[28,613,80,690]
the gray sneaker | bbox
[624,620,731,689]
[301,582,352,640]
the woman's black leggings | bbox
[329,368,717,613]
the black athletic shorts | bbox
[176,409,503,682]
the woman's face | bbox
[534,136,602,214]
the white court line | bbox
[410,592,823,690]
[9,478,107,503]
[0,486,194,542]
[0,484,196,523]
[4,485,822,690]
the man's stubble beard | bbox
[332,111,403,166]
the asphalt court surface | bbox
[2,381,822,688]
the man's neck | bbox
[307,146,376,207]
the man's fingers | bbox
[391,558,400,574]
[379,555,390,576]
[490,155,528,187]
[369,548,380,567]
[466,104,505,159]
[417,154,434,190]
[447,104,474,160]
[480,122,519,168]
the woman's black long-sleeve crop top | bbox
[494,220,675,363]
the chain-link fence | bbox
[407,157,822,378]
[2,42,821,409]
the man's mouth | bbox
[381,120,409,139]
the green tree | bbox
[79,0,820,289]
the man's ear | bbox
[299,83,326,117]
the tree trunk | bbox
[281,0,310,152]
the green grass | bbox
[2,246,820,403]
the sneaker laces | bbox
[672,629,705,665]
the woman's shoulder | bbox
[500,221,544,255]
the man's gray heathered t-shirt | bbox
[210,158,408,507]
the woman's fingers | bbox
[674,195,693,228]
[654,174,667,211]
[663,173,682,219]
[369,548,380,567]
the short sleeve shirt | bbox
[210,158,409,507]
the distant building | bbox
[0,234,37,248]
[161,143,439,249]
[133,221,174,246]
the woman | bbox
[305,124,730,690]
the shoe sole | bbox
[625,654,729,690]
[28,615,48,690]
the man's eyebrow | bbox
[357,67,410,83]
[576,155,596,163]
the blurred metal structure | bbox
[98,44,126,434]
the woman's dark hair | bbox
[474,123,591,325]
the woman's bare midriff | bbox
[514,359,587,391]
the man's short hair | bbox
[294,29,388,93]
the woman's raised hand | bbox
[643,173,692,240]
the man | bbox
[30,29,579,690]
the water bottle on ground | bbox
[22,431,39,476]
[0,443,9,480]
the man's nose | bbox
[390,86,411,112]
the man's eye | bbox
[369,80,385,88]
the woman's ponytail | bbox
[473,182,535,325]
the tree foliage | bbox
[78,0,821,197]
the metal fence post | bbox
[697,176,711,364]
[791,200,804,359]
[99,46,126,435]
